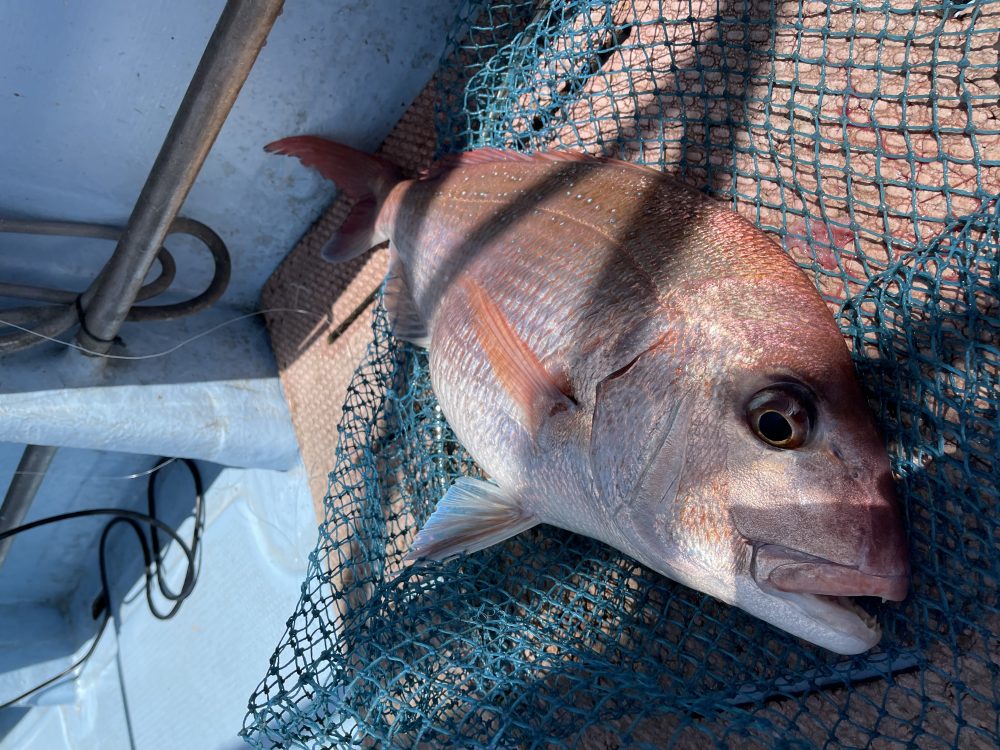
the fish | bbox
[266,136,910,655]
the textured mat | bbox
[260,86,440,517]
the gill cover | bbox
[590,344,694,574]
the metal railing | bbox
[0,0,286,569]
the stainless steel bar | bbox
[0,0,284,570]
[0,305,80,354]
[0,218,123,239]
[0,218,194,307]
[76,0,284,354]
[0,445,58,567]
[0,231,181,354]
[0,282,80,304]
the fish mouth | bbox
[758,586,884,654]
[744,543,909,654]
[751,543,909,601]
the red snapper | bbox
[267,136,910,655]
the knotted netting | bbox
[244,1,999,747]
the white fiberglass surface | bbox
[0,0,464,746]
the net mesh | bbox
[244,1,999,747]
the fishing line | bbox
[0,305,342,484]
[0,307,332,361]
[10,457,180,483]
[0,458,204,710]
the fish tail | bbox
[264,135,401,262]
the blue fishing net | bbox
[244,1,999,746]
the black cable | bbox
[0,457,204,710]
[146,456,205,616]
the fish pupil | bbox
[758,410,792,444]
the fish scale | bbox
[267,136,910,655]
[387,160,716,546]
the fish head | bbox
[722,356,910,654]
[595,280,909,655]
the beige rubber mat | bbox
[260,85,439,519]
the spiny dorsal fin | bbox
[420,148,663,181]
[406,477,536,561]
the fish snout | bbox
[858,470,911,580]
[752,543,909,601]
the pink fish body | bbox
[268,137,909,655]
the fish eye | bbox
[746,384,813,449]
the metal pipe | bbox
[0,254,176,305]
[0,217,229,353]
[0,216,233,353]
[0,0,284,568]
[0,216,232,354]
[0,445,58,567]
[76,0,284,354]
[0,218,128,239]
[0,218,180,307]
[0,305,80,354]
[123,218,230,322]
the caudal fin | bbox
[265,136,401,262]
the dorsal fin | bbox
[419,148,663,181]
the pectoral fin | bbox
[406,477,536,561]
[463,277,577,435]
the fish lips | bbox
[751,543,910,602]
